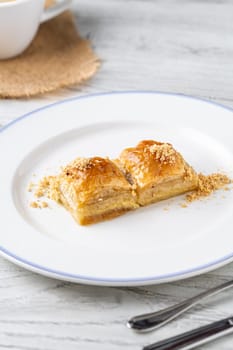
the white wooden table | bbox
[1,1,233,349]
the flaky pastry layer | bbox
[117,140,198,206]
[42,141,198,225]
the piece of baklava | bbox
[117,140,198,206]
[58,157,138,225]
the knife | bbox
[143,316,233,350]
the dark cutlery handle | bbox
[143,317,233,350]
[128,299,193,331]
[128,279,233,332]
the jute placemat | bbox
[0,1,100,98]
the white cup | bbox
[0,0,72,60]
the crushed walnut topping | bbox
[44,176,60,202]
[33,176,60,203]
[34,177,50,198]
[41,201,49,208]
[184,165,196,181]
[62,158,91,179]
[30,201,48,209]
[28,140,233,216]
[180,203,188,208]
[30,201,40,208]
[27,182,35,192]
[149,143,176,165]
[64,158,90,172]
[186,173,232,202]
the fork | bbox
[127,279,233,332]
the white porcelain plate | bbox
[1,92,233,286]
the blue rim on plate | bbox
[1,91,233,284]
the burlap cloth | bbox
[0,1,100,98]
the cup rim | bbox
[0,0,40,7]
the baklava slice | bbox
[117,140,198,206]
[58,157,138,225]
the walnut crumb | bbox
[40,176,60,202]
[30,201,48,209]
[27,182,35,192]
[34,189,44,198]
[41,201,49,208]
[180,203,188,208]
[30,175,60,205]
[149,143,176,164]
[186,173,231,203]
[184,166,195,181]
[63,157,90,176]
[30,201,39,208]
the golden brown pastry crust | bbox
[40,140,198,225]
[119,141,184,183]
[61,157,133,202]
[117,140,198,205]
[58,157,138,224]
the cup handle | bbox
[40,0,72,23]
